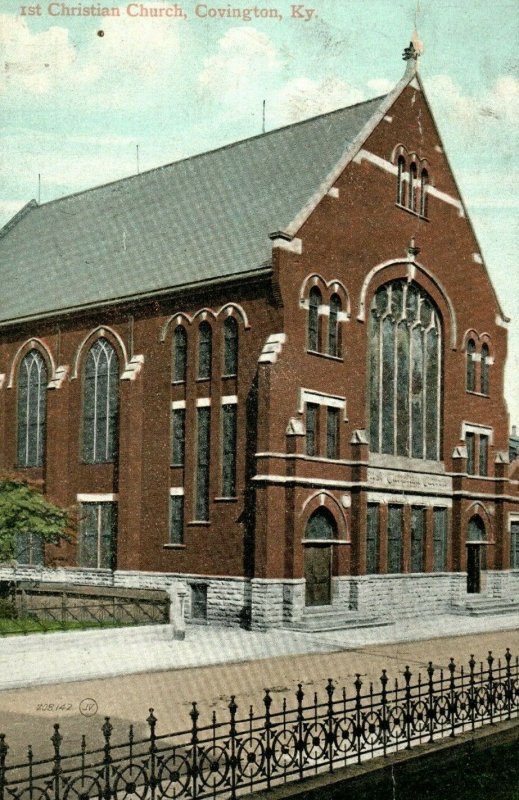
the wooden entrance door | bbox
[304,545,331,606]
[467,544,481,594]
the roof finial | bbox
[402,32,423,74]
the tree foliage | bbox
[0,475,74,563]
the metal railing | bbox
[0,585,168,635]
[0,650,517,799]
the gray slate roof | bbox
[0,95,384,324]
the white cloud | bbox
[272,77,365,124]
[198,28,280,103]
[423,73,519,132]
[367,77,393,95]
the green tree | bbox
[0,476,74,563]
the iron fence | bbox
[0,650,517,799]
[0,584,169,635]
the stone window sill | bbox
[163,544,186,549]
[395,202,429,221]
[188,520,211,527]
[466,390,490,398]
[214,496,238,502]
[307,350,343,362]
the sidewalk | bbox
[0,611,517,691]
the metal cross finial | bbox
[402,41,419,61]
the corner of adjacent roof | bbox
[277,38,424,242]
[0,199,38,242]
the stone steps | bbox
[450,597,519,617]
[287,607,391,633]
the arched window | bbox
[305,507,337,540]
[198,321,212,380]
[17,349,47,468]
[368,280,442,460]
[173,326,187,383]
[468,515,486,541]
[328,294,342,357]
[481,343,490,395]
[396,155,406,205]
[466,339,476,392]
[308,287,321,352]
[223,316,238,375]
[420,169,429,217]
[83,338,119,464]
[408,163,417,212]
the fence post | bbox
[228,696,238,800]
[102,717,113,800]
[0,734,8,800]
[296,684,305,781]
[51,724,63,800]
[448,658,456,738]
[427,662,434,744]
[403,666,412,750]
[380,670,388,757]
[263,689,272,791]
[147,709,157,800]
[487,651,494,726]
[326,679,334,773]
[190,702,199,800]
[354,674,363,764]
[468,654,476,732]
[505,649,512,720]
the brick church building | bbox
[0,45,518,628]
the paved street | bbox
[0,613,517,763]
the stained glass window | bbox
[171,409,185,466]
[366,504,379,574]
[420,169,429,217]
[223,317,238,375]
[369,281,441,460]
[82,338,118,463]
[433,508,448,571]
[195,406,210,520]
[326,407,339,459]
[466,340,476,392]
[170,495,184,545]
[510,521,519,569]
[14,532,44,565]
[78,502,116,569]
[411,506,425,572]
[17,350,47,468]
[308,287,321,352]
[408,163,417,211]
[466,432,475,475]
[173,326,187,383]
[328,294,341,357]
[306,403,319,457]
[397,156,406,205]
[198,322,212,380]
[387,505,403,573]
[479,434,489,476]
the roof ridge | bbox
[31,94,386,212]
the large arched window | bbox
[420,169,429,217]
[328,294,342,357]
[466,339,476,392]
[17,349,47,468]
[83,338,119,463]
[369,280,442,460]
[308,287,321,352]
[173,325,187,383]
[223,317,238,376]
[198,321,212,380]
[481,343,490,395]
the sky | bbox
[0,0,518,425]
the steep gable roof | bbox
[0,95,386,325]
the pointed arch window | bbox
[82,338,119,464]
[369,280,442,460]
[466,339,476,392]
[420,169,429,217]
[223,317,238,376]
[481,343,490,395]
[173,326,187,383]
[396,155,406,205]
[328,294,342,357]
[198,322,212,380]
[308,287,321,352]
[17,350,47,468]
[408,163,417,212]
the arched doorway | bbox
[467,516,487,594]
[304,508,337,607]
